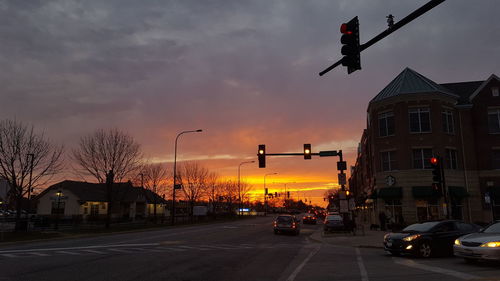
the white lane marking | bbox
[392,258,479,280]
[56,251,81,255]
[107,249,133,253]
[0,243,159,254]
[355,248,369,281]
[0,254,19,258]
[286,246,321,281]
[81,249,106,254]
[30,252,50,257]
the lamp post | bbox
[171,129,203,225]
[238,161,255,216]
[54,190,62,230]
[264,173,278,216]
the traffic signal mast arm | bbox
[319,0,445,76]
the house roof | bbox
[370,67,459,104]
[440,81,484,104]
[38,180,167,204]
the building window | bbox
[488,109,500,134]
[381,151,397,171]
[492,87,499,97]
[493,150,500,169]
[409,108,431,133]
[442,110,455,134]
[445,149,458,169]
[412,148,433,169]
[378,112,395,137]
[51,201,65,215]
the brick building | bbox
[349,67,500,226]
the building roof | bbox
[440,81,484,104]
[370,67,459,104]
[38,180,167,204]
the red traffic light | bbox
[340,23,353,34]
[430,157,438,165]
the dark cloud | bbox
[0,0,498,196]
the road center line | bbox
[355,248,369,281]
[392,258,479,280]
[286,246,321,281]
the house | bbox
[349,67,500,225]
[36,180,169,221]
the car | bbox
[324,214,345,232]
[273,215,300,235]
[302,214,317,224]
[383,220,480,258]
[454,221,500,263]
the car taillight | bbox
[313,217,316,219]
[273,222,277,227]
[292,223,296,228]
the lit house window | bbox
[445,149,458,169]
[412,148,433,169]
[442,110,455,134]
[409,108,431,133]
[381,151,397,171]
[488,109,500,134]
[378,112,395,137]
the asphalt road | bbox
[0,216,499,281]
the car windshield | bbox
[326,215,342,221]
[483,222,500,233]
[402,221,441,232]
[276,216,292,223]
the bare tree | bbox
[0,119,64,231]
[177,162,209,218]
[72,129,142,227]
[204,172,222,216]
[220,179,238,214]
[140,163,170,222]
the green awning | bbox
[448,186,470,199]
[412,186,441,199]
[378,187,402,200]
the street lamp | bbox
[264,173,278,216]
[238,160,255,216]
[54,190,62,230]
[171,129,203,225]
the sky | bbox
[0,0,499,207]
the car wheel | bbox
[418,242,432,258]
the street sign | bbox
[319,150,338,157]
[339,191,346,200]
[337,161,347,171]
[339,200,348,213]
[338,173,346,185]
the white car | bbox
[454,221,500,262]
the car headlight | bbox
[480,241,500,248]
[403,234,421,242]
[454,239,461,246]
[384,234,390,241]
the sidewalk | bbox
[309,224,389,249]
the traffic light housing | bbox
[430,157,441,183]
[287,191,290,198]
[340,16,361,74]
[258,144,266,168]
[304,144,312,160]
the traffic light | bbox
[287,191,290,198]
[430,157,441,183]
[303,144,312,160]
[265,188,268,195]
[275,192,278,197]
[258,144,266,168]
[340,16,361,74]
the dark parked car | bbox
[454,221,500,263]
[383,220,480,258]
[324,214,345,232]
[302,213,317,224]
[273,215,300,235]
